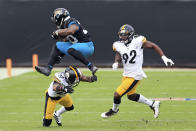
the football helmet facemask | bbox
[118,24,135,44]
[64,66,81,87]
[51,8,70,28]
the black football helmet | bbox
[64,66,81,87]
[118,24,135,44]
[51,8,70,28]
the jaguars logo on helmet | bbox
[51,8,70,28]
[118,24,135,45]
[64,66,81,87]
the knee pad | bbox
[43,118,52,127]
[127,93,140,101]
[65,105,74,111]
[67,48,76,55]
[114,97,121,104]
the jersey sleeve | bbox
[135,35,147,48]
[53,72,61,83]
[112,41,122,52]
[112,45,116,51]
[54,72,69,87]
[141,36,147,44]
[68,20,80,30]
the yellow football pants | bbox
[44,92,73,119]
[116,77,140,96]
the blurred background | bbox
[0,0,196,68]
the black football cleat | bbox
[101,109,119,118]
[35,66,51,76]
[53,111,62,126]
[89,65,98,75]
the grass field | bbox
[0,69,196,131]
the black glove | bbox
[56,56,63,64]
[90,75,97,82]
[51,31,59,40]
[64,86,74,94]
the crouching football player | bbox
[43,66,97,127]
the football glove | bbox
[51,30,59,40]
[63,86,74,94]
[90,75,97,82]
[112,62,118,70]
[161,56,174,66]
[56,56,63,64]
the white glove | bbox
[161,56,174,66]
[112,62,119,70]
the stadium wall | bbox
[0,0,196,67]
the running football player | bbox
[43,66,97,127]
[35,8,98,76]
[101,24,174,119]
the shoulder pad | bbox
[53,73,61,83]
[53,72,64,83]
[112,41,125,51]
[67,18,80,28]
[113,41,122,51]
[134,35,146,43]
[113,41,123,46]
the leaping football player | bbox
[43,66,97,127]
[35,8,98,76]
[101,24,174,119]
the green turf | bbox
[0,69,196,131]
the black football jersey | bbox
[62,18,92,43]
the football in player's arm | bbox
[43,66,97,127]
[101,24,174,119]
[35,8,98,77]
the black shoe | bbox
[53,111,62,126]
[42,118,52,127]
[89,65,98,75]
[101,109,119,118]
[35,66,51,76]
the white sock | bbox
[112,103,120,112]
[137,94,153,106]
[56,106,67,116]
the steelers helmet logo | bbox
[64,66,81,87]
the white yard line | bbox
[3,111,196,115]
[0,68,33,80]
[152,98,196,101]
[0,67,196,80]
[55,67,196,72]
